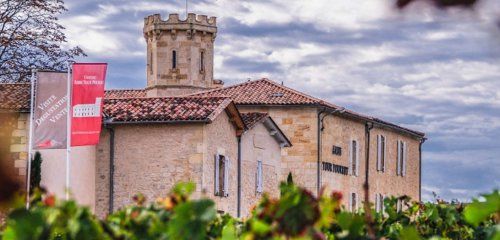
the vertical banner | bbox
[71,63,107,146]
[33,71,68,149]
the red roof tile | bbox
[241,112,269,129]
[105,89,146,99]
[103,96,233,123]
[0,83,31,112]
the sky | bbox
[60,0,500,202]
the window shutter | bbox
[349,193,353,212]
[396,141,401,176]
[355,140,360,176]
[214,155,220,196]
[377,135,382,171]
[223,157,229,197]
[348,140,353,175]
[256,161,263,193]
[354,193,358,211]
[402,142,407,177]
[383,137,387,172]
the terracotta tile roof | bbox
[103,96,233,123]
[190,79,424,137]
[0,80,424,137]
[241,112,269,129]
[188,78,330,106]
[105,89,146,99]
[0,83,31,112]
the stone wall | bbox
[203,112,239,215]
[240,122,282,217]
[95,123,205,218]
[320,115,367,207]
[320,114,421,206]
[238,106,421,209]
[9,113,29,185]
[238,106,319,195]
[368,127,421,201]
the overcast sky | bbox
[60,0,500,202]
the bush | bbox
[0,183,498,240]
[30,152,43,194]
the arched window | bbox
[172,50,177,69]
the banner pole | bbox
[66,62,72,200]
[26,69,36,209]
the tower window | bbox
[148,50,152,74]
[172,50,177,69]
[200,50,205,72]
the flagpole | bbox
[26,69,36,209]
[66,62,72,200]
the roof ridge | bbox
[105,95,230,101]
[105,88,145,91]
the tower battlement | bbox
[144,13,217,39]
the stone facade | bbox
[95,113,241,217]
[240,122,282,217]
[238,106,320,194]
[144,13,218,97]
[237,106,422,209]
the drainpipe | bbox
[317,109,327,196]
[105,125,115,215]
[364,122,374,200]
[364,122,374,239]
[316,107,345,196]
[237,136,241,217]
[418,137,427,202]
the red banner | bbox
[71,63,107,146]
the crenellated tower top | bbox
[143,13,220,97]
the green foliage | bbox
[29,152,43,193]
[1,182,498,240]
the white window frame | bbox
[349,139,359,176]
[256,160,263,194]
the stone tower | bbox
[143,13,223,97]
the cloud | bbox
[61,0,500,201]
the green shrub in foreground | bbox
[0,183,498,240]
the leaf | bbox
[464,190,500,226]
[400,226,421,240]
[221,220,238,240]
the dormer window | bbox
[172,50,177,69]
